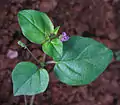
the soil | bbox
[0,0,120,105]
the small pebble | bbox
[7,49,18,59]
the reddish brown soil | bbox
[0,0,120,105]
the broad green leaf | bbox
[18,10,54,44]
[54,36,113,86]
[12,62,49,96]
[53,26,60,35]
[42,38,63,60]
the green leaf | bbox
[18,41,27,49]
[12,62,49,96]
[53,26,60,35]
[42,38,63,60]
[54,36,113,86]
[18,10,54,44]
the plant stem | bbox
[26,47,40,64]
[24,95,27,105]
[46,61,56,64]
[30,95,35,105]
[43,53,46,62]
[18,41,40,64]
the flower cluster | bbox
[60,32,69,42]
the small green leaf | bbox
[42,38,63,60]
[18,10,54,44]
[18,41,27,49]
[54,36,113,86]
[12,62,49,96]
[53,26,60,35]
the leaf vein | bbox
[57,64,81,83]
[14,68,38,95]
[19,12,45,35]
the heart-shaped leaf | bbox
[42,38,63,60]
[18,10,54,44]
[54,36,113,85]
[12,62,49,96]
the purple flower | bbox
[60,32,69,42]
